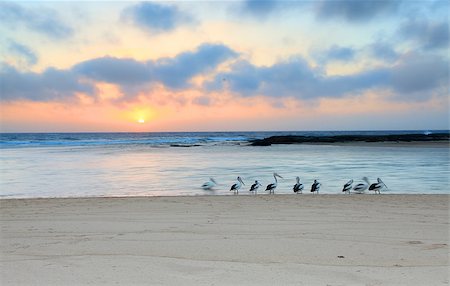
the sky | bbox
[0,0,449,132]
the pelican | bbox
[230,176,245,195]
[265,173,283,194]
[201,178,217,190]
[293,177,304,194]
[249,180,262,195]
[342,179,353,194]
[369,178,388,194]
[311,179,321,194]
[353,177,369,194]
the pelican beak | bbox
[240,178,245,185]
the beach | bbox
[1,194,448,285]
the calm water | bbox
[0,131,448,198]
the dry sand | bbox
[1,195,449,285]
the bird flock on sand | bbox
[201,174,388,195]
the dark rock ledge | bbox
[250,133,450,146]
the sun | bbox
[138,118,145,124]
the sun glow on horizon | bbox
[122,106,157,126]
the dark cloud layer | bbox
[1,41,447,104]
[2,43,237,102]
[206,54,448,101]
[206,58,387,98]
[390,55,448,95]
[0,64,94,102]
[0,2,73,39]
[122,2,193,33]
[74,43,237,89]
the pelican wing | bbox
[250,183,259,191]
[266,183,275,190]
[201,182,212,189]
[369,183,380,190]
[311,182,320,192]
[344,179,353,188]
[353,183,367,191]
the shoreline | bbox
[2,193,449,201]
[1,194,448,285]
[1,193,449,200]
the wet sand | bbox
[1,195,449,285]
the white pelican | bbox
[230,176,245,195]
[201,178,217,190]
[265,173,283,194]
[342,179,353,194]
[311,179,321,194]
[293,177,304,194]
[369,178,388,194]
[249,180,262,195]
[353,177,369,194]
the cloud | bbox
[314,45,356,64]
[206,57,387,98]
[367,42,399,62]
[152,43,238,88]
[240,0,279,18]
[74,43,238,89]
[0,2,73,39]
[398,19,449,50]
[74,57,150,85]
[122,2,194,33]
[235,0,305,20]
[7,40,38,66]
[192,96,211,106]
[3,40,446,105]
[315,0,399,22]
[2,43,238,102]
[0,64,94,102]
[206,53,448,101]
[390,54,448,95]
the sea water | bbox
[0,131,448,198]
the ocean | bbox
[0,131,448,198]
